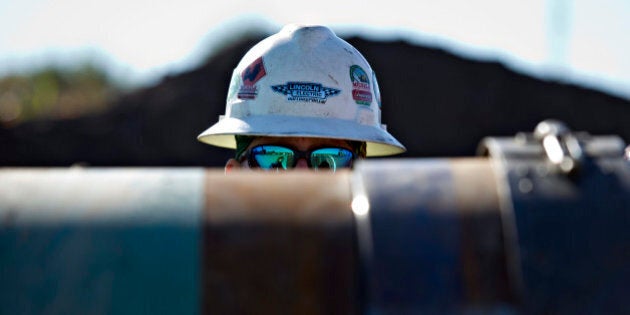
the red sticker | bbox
[238,57,266,100]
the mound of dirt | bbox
[1,32,628,166]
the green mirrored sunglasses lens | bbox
[310,148,354,170]
[251,146,295,170]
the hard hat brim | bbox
[197,115,406,157]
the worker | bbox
[197,24,405,172]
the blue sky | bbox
[0,0,628,99]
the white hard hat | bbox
[197,24,405,156]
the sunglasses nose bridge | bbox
[292,150,311,168]
[294,158,309,169]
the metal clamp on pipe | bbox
[354,120,630,315]
[533,119,584,176]
[478,120,630,315]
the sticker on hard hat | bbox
[271,82,341,104]
[350,65,372,105]
[237,57,266,100]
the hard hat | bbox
[197,24,406,156]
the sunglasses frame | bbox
[243,144,356,170]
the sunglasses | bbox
[244,145,356,171]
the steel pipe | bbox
[0,145,628,314]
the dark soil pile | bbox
[2,33,628,166]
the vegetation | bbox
[0,64,120,126]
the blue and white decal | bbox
[271,82,341,104]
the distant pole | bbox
[546,0,572,74]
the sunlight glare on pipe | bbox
[351,195,370,217]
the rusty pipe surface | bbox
[202,170,357,315]
[1,155,628,314]
[0,160,506,314]
[0,167,358,314]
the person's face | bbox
[225,137,356,172]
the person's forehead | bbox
[249,137,352,149]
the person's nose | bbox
[295,158,309,169]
